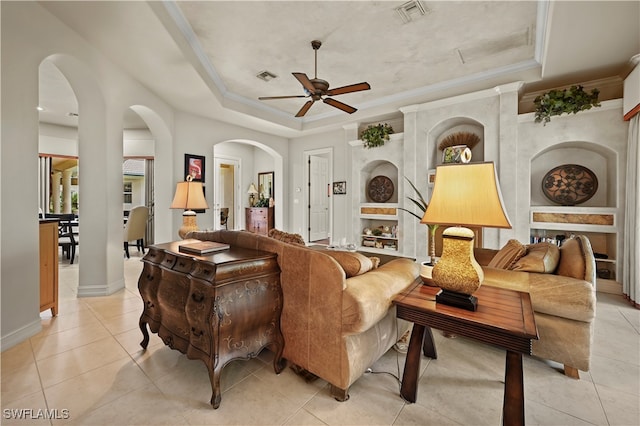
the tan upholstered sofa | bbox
[188,230,419,400]
[474,235,597,378]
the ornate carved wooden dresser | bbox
[138,240,284,408]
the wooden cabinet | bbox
[245,207,274,235]
[138,241,284,408]
[39,220,59,316]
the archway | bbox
[213,139,284,231]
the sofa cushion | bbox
[342,258,419,334]
[488,239,527,269]
[482,267,595,323]
[556,237,587,280]
[527,273,596,322]
[512,243,560,273]
[319,250,375,277]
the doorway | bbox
[214,156,240,230]
[305,149,332,243]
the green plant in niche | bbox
[255,196,269,208]
[360,123,394,149]
[397,176,439,264]
[534,85,601,125]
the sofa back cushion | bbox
[556,236,595,281]
[319,250,376,277]
[512,242,560,273]
[488,239,527,269]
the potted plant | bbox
[534,85,601,125]
[398,176,439,265]
[360,123,394,149]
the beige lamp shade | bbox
[421,162,511,229]
[170,179,209,211]
[170,177,208,239]
[420,162,511,308]
[247,183,259,195]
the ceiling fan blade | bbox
[295,100,315,117]
[326,82,371,96]
[323,97,357,114]
[258,95,307,100]
[292,72,317,94]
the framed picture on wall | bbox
[427,169,436,187]
[333,181,347,195]
[185,154,205,182]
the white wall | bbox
[174,112,288,235]
[289,128,347,240]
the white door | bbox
[309,155,329,242]
[214,156,240,230]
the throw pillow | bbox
[319,250,375,278]
[369,256,381,269]
[512,242,560,273]
[487,239,527,269]
[267,229,305,246]
[556,237,586,280]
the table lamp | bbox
[247,183,259,207]
[421,162,511,311]
[170,175,209,239]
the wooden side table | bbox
[138,241,285,409]
[393,280,538,426]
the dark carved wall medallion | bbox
[367,175,394,203]
[542,164,598,206]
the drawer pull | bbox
[192,292,205,303]
[146,274,154,281]
[191,327,203,337]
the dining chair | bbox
[220,207,229,230]
[45,213,78,264]
[124,205,149,258]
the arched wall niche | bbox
[427,117,485,170]
[530,141,617,208]
[361,160,399,203]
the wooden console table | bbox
[138,240,285,408]
[394,280,538,426]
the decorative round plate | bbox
[367,175,394,203]
[541,164,598,206]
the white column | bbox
[51,171,62,213]
[62,169,73,213]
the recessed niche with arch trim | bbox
[429,120,485,169]
[530,142,616,208]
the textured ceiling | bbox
[37,1,640,136]
[177,1,536,118]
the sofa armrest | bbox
[341,258,419,334]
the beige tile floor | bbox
[2,251,639,425]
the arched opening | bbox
[213,139,284,232]
[38,59,80,282]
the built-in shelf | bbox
[351,131,403,254]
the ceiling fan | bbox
[258,40,371,117]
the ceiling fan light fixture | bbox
[256,70,277,82]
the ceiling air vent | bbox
[256,70,277,82]
[395,0,429,24]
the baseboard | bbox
[0,318,41,351]
[77,278,125,297]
